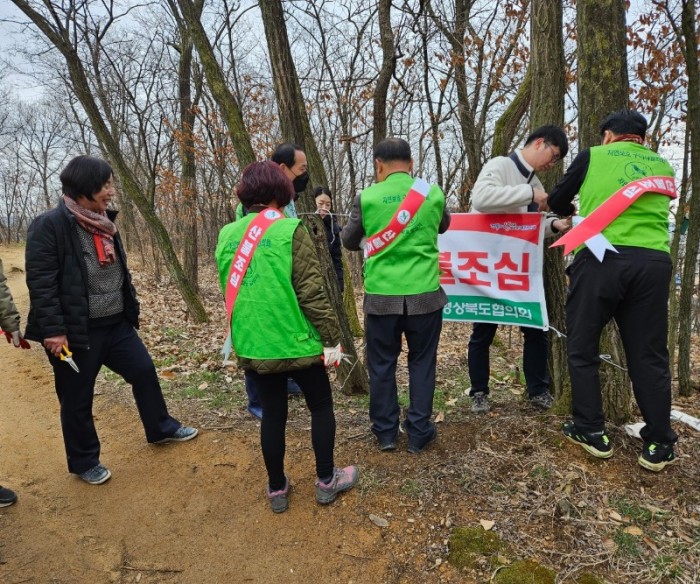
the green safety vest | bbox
[215,214,323,360]
[360,172,445,295]
[578,142,674,253]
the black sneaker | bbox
[0,486,18,507]
[529,390,554,410]
[378,433,398,452]
[638,442,676,472]
[562,421,613,459]
[471,392,490,414]
[407,425,438,454]
[78,463,112,485]
[154,426,199,444]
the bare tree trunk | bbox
[258,0,368,394]
[175,0,255,169]
[492,68,532,158]
[12,0,208,323]
[529,0,570,407]
[673,0,700,395]
[373,0,395,148]
[577,0,632,423]
[668,129,690,367]
[425,0,482,210]
[343,258,363,337]
[169,0,203,292]
[577,0,630,146]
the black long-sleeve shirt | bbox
[547,150,591,216]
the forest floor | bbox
[1,243,699,584]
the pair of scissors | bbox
[60,344,80,373]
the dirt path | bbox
[0,246,388,584]
[4,243,698,583]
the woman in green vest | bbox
[215,161,358,513]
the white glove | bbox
[3,330,30,349]
[323,344,344,367]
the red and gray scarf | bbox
[63,195,118,265]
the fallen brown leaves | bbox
[116,260,700,583]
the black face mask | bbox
[292,172,310,193]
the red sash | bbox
[551,176,676,255]
[224,208,284,335]
[364,177,431,259]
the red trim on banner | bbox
[448,213,542,244]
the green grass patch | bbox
[448,526,506,570]
[493,559,555,584]
[356,467,389,498]
[400,478,423,499]
[160,325,188,339]
[651,555,682,580]
[528,465,550,481]
[166,370,244,410]
[612,528,641,558]
[612,498,653,524]
[153,355,178,368]
[98,368,126,386]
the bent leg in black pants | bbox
[51,319,180,474]
[102,320,181,443]
[250,364,335,491]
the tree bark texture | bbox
[258,0,368,394]
[172,0,203,292]
[492,68,532,158]
[175,0,256,169]
[667,130,690,368]
[675,0,700,395]
[576,0,630,148]
[529,0,570,408]
[13,0,208,323]
[373,0,395,148]
[576,0,632,423]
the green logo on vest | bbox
[625,161,652,181]
[397,210,412,225]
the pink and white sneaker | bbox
[315,465,359,504]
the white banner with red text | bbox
[438,213,547,329]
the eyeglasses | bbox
[545,143,561,163]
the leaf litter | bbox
[113,262,700,583]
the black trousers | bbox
[50,319,181,474]
[467,322,549,398]
[566,247,677,444]
[249,364,335,491]
[365,309,443,446]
